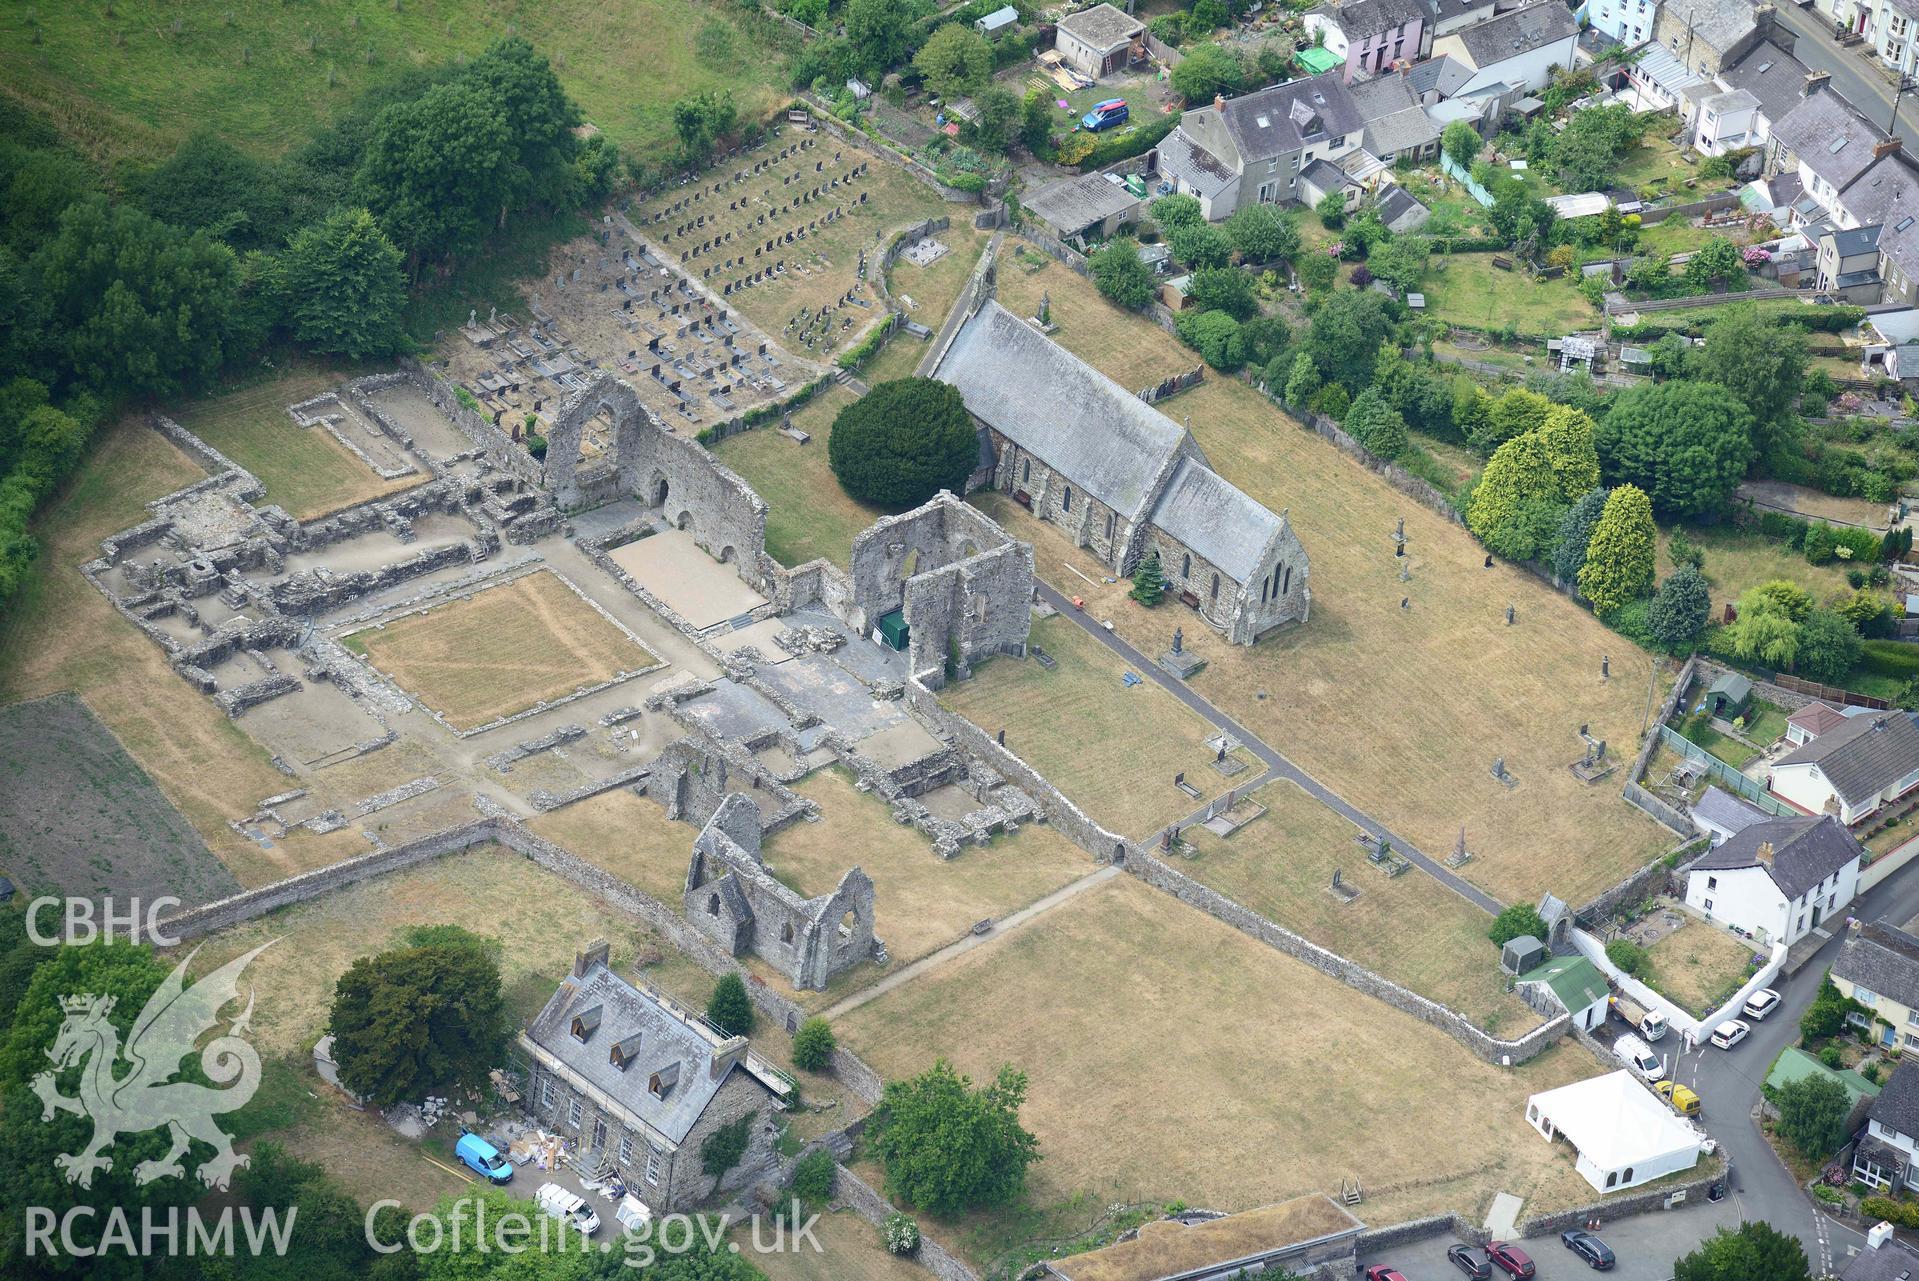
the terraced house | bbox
[935,300,1310,644]
[518,942,790,1213]
[1834,918,1919,1050]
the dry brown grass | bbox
[962,261,1673,908]
[764,767,1090,967]
[527,787,696,904]
[348,571,655,730]
[995,260,1199,391]
[1056,1197,1359,1281]
[839,875,1602,1229]
[712,385,888,570]
[940,616,1253,839]
[1182,780,1541,1033]
[1642,918,1762,1017]
[0,415,367,886]
[739,1209,928,1281]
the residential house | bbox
[1788,700,1859,746]
[1712,40,1812,149]
[1053,3,1145,79]
[1834,919,1919,1050]
[1349,70,1445,162]
[1767,83,1892,224]
[1430,0,1506,37]
[1407,53,1473,104]
[1589,0,1659,46]
[1653,0,1784,80]
[1842,1233,1919,1281]
[1879,0,1919,76]
[1300,158,1366,213]
[1306,0,1433,81]
[1516,954,1612,1032]
[1863,307,1919,381]
[1692,88,1763,156]
[1683,814,1864,946]
[1692,784,1770,846]
[1770,711,1919,824]
[1156,73,1366,218]
[518,941,790,1214]
[934,300,1311,644]
[1819,223,1889,301]
[1040,1196,1365,1281]
[1854,1060,1919,1191]
[1621,42,1707,113]
[1428,2,1580,99]
[1826,145,1919,304]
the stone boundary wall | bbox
[917,233,1003,378]
[832,1164,980,1281]
[801,103,986,205]
[150,413,263,497]
[1604,284,1808,315]
[395,361,546,488]
[1635,193,1739,225]
[1293,406,1467,528]
[1125,850,1570,1064]
[288,391,418,481]
[1693,656,1825,714]
[1515,1168,1723,1237]
[1615,655,1697,845]
[1355,1214,1480,1254]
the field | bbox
[0,414,372,886]
[1640,918,1762,1018]
[346,570,656,730]
[1419,254,1600,336]
[712,386,889,570]
[857,223,994,384]
[629,139,949,358]
[941,616,1251,839]
[1181,780,1540,1033]
[839,874,1603,1250]
[764,768,1090,968]
[742,1210,926,1281]
[995,258,1199,392]
[961,260,1672,907]
[174,368,420,519]
[1,0,792,167]
[526,787,698,905]
[0,693,240,908]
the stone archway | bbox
[544,374,648,510]
[650,472,670,508]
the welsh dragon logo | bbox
[30,942,275,1190]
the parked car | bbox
[1743,988,1782,1020]
[1616,1031,1666,1083]
[1488,1241,1536,1278]
[1365,1268,1410,1281]
[1711,1018,1751,1050]
[1655,1079,1702,1117]
[1081,98,1129,131]
[1560,1229,1616,1270]
[1447,1243,1493,1279]
[455,1132,513,1184]
[535,1183,600,1236]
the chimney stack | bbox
[1876,137,1906,161]
[1868,1220,1895,1250]
[1213,93,1226,113]
[1756,841,1774,866]
[573,938,610,978]
[709,1034,749,1080]
[1805,69,1831,97]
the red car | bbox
[1365,1268,1411,1281]
[1488,1242,1536,1279]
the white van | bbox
[535,1182,601,1237]
[1616,1032,1666,1083]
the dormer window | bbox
[571,1005,603,1043]
[648,1061,682,1100]
[610,1033,643,1070]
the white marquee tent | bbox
[1526,1070,1702,1193]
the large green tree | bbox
[870,1059,1040,1215]
[1598,381,1755,521]
[1302,288,1394,392]
[1796,607,1863,683]
[1467,432,1563,561]
[1441,119,1481,171]
[1648,565,1711,650]
[1724,580,1813,670]
[284,208,407,360]
[1090,238,1155,310]
[1187,265,1256,318]
[1223,203,1299,263]
[913,24,992,99]
[1577,484,1657,613]
[354,77,516,263]
[827,377,979,506]
[462,37,583,220]
[328,935,509,1108]
[1551,488,1609,586]
[847,0,918,74]
[1345,388,1408,459]
[1775,1073,1852,1158]
[1698,305,1807,446]
[1673,1222,1809,1281]
[1170,43,1247,103]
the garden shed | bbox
[1705,672,1752,718]
[1501,933,1547,975]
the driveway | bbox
[1358,1203,1744,1281]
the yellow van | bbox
[1655,1079,1702,1117]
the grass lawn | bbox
[0,413,373,886]
[711,385,889,571]
[3,0,793,167]
[1659,523,1853,618]
[1739,479,1888,530]
[955,274,1671,907]
[839,874,1604,1264]
[1678,717,1758,769]
[526,787,696,905]
[940,615,1251,839]
[993,261,1201,391]
[1744,699,1790,749]
[1613,138,1715,197]
[889,222,991,330]
[742,1209,928,1281]
[1635,216,1759,261]
[174,366,422,519]
[765,767,1090,970]
[1421,254,1599,336]
[1640,919,1761,1018]
[1181,780,1541,1033]
[346,570,655,730]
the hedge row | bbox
[1861,639,1919,680]
[1863,1197,1919,1230]
[1429,236,1516,254]
[1079,114,1176,171]
[1612,303,1868,342]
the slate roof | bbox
[1772,89,1891,192]
[1869,1060,1919,1139]
[1842,1237,1919,1281]
[1834,153,1919,283]
[1689,814,1864,900]
[936,300,1195,520]
[1301,157,1360,195]
[524,962,767,1145]
[1150,456,1286,583]
[1376,183,1430,227]
[1431,0,1497,23]
[1408,55,1471,99]
[1692,784,1769,837]
[1828,224,1885,258]
[1322,0,1432,40]
[1835,920,1919,1009]
[1056,2,1144,51]
[1450,2,1577,68]
[1023,172,1140,236]
[1157,125,1237,199]
[1217,73,1364,163]
[1774,712,1919,807]
[1350,73,1443,156]
[1659,0,1760,55]
[1719,40,1810,125]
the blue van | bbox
[1081,99,1129,132]
[456,1133,514,1184]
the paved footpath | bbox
[1031,580,1504,915]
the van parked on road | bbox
[1616,1032,1666,1083]
[455,1133,513,1185]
